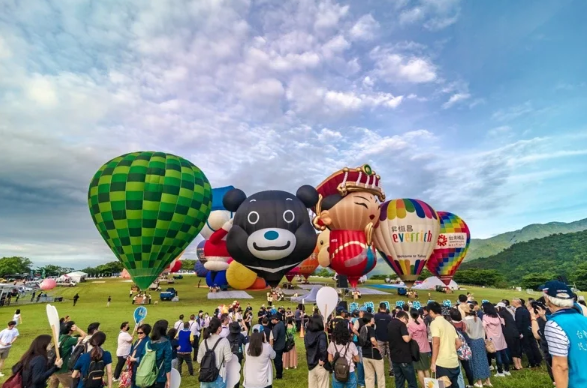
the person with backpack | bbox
[327,320,360,388]
[282,318,297,370]
[227,322,246,369]
[177,322,194,376]
[360,312,386,388]
[135,320,172,388]
[8,334,63,388]
[269,315,285,379]
[450,308,475,387]
[48,321,87,388]
[72,331,113,388]
[304,315,329,388]
[242,332,276,388]
[128,324,151,388]
[407,309,431,388]
[196,317,233,388]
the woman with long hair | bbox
[129,323,151,388]
[72,331,113,388]
[197,317,233,388]
[282,318,297,370]
[407,309,431,387]
[497,303,522,370]
[327,320,360,388]
[449,308,475,387]
[464,309,492,388]
[147,320,173,388]
[12,335,63,388]
[482,303,510,377]
[304,315,329,388]
[243,332,276,388]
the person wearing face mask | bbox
[11,335,63,388]
[129,324,151,388]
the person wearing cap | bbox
[270,314,286,379]
[543,281,587,388]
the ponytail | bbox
[410,309,420,325]
[89,331,106,361]
[204,317,221,340]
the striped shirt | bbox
[544,320,570,357]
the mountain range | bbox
[369,217,587,275]
[465,218,587,262]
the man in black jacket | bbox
[512,298,542,367]
[374,303,393,376]
[271,315,286,379]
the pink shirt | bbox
[408,320,431,353]
[482,315,507,351]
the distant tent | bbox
[66,271,88,283]
[413,276,459,290]
[292,285,320,303]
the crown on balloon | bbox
[315,164,385,202]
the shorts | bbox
[0,348,11,360]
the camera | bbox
[531,301,546,315]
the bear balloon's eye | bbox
[283,210,295,223]
[248,211,260,225]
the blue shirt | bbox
[73,350,112,388]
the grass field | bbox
[0,276,557,388]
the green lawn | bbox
[0,276,555,387]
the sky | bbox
[1,0,587,269]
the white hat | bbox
[496,302,506,308]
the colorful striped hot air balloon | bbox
[426,211,471,286]
[373,198,440,287]
[88,151,212,290]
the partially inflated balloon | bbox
[226,261,257,290]
[373,199,440,287]
[298,247,320,279]
[196,240,206,264]
[88,152,212,290]
[194,261,208,277]
[426,212,470,286]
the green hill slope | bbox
[460,229,587,284]
[466,218,587,262]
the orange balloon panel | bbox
[298,250,319,277]
[248,277,268,290]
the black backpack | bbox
[409,340,420,362]
[228,335,242,355]
[358,326,369,347]
[198,339,222,382]
[333,343,350,383]
[68,342,88,370]
[83,359,105,388]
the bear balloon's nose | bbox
[264,230,279,240]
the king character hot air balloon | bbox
[224,185,319,287]
[88,152,212,290]
[314,164,385,288]
[426,211,470,286]
[373,199,440,287]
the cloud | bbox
[492,101,534,122]
[442,93,471,109]
[349,14,380,41]
[487,125,512,137]
[398,0,462,31]
[370,47,437,83]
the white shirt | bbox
[116,330,133,357]
[12,314,20,326]
[243,343,276,388]
[0,328,19,349]
[219,325,229,338]
[188,320,200,337]
[174,320,184,331]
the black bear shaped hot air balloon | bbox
[223,186,319,287]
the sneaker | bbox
[504,371,511,376]
[474,384,483,388]
[113,379,119,382]
[495,373,505,377]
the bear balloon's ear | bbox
[296,185,319,208]
[223,189,247,212]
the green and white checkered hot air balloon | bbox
[88,151,212,290]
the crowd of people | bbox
[3,280,587,388]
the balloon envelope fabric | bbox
[373,198,440,286]
[426,211,470,285]
[88,151,212,290]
